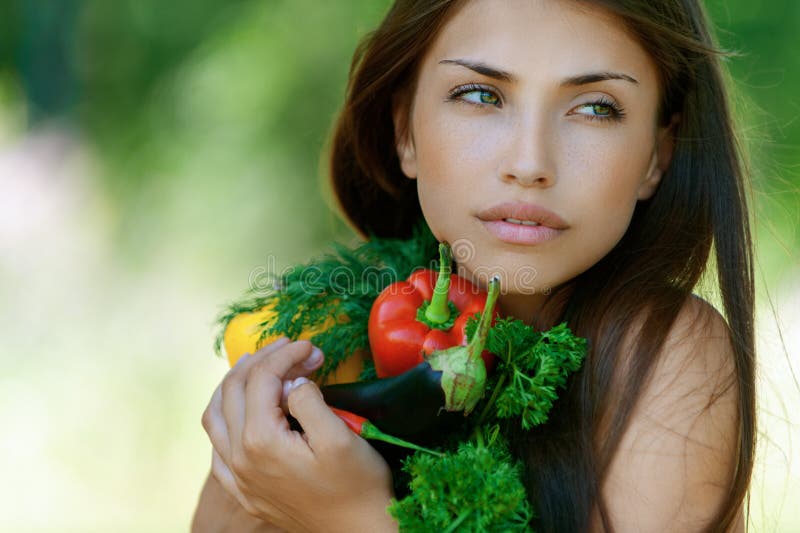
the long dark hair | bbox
[328,1,755,531]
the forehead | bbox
[421,0,660,91]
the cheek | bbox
[412,113,496,239]
[565,136,651,206]
[415,115,493,175]
[562,140,651,259]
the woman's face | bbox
[395,0,676,319]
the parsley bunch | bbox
[389,434,534,532]
[470,319,588,430]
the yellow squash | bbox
[222,301,364,385]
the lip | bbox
[476,202,569,229]
[477,202,568,246]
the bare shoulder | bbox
[598,296,741,532]
[659,295,735,382]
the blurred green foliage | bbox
[706,0,800,167]
[704,0,800,282]
[2,0,390,172]
[2,0,397,276]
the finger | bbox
[280,380,293,412]
[279,378,313,413]
[242,373,312,462]
[252,335,292,358]
[211,449,258,516]
[279,346,324,409]
[235,340,319,443]
[255,339,318,378]
[221,364,252,454]
[202,383,232,462]
[220,337,294,453]
[231,336,293,377]
[287,380,353,455]
[282,344,324,382]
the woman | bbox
[193,0,754,530]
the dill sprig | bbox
[213,219,439,378]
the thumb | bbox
[286,378,352,453]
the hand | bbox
[202,339,397,533]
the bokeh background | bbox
[0,0,797,531]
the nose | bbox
[499,114,556,188]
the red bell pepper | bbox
[368,243,499,378]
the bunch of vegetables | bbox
[388,318,586,530]
[322,243,502,441]
[215,220,586,531]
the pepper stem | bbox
[360,421,444,457]
[466,276,500,364]
[425,275,500,415]
[424,242,453,324]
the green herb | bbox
[468,318,587,430]
[357,357,377,381]
[213,219,438,379]
[389,434,534,532]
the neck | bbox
[455,262,550,325]
[497,291,548,325]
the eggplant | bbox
[321,361,461,439]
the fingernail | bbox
[303,347,323,369]
[282,379,293,400]
[288,376,310,393]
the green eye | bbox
[578,102,618,118]
[590,104,612,116]
[574,99,625,122]
[461,89,500,105]
[448,84,503,107]
[576,103,612,116]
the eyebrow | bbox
[438,58,639,86]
